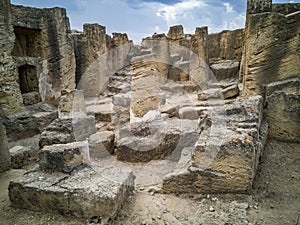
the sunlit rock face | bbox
[241,0,300,142]
[2,0,300,222]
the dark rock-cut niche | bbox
[11,26,42,57]
[17,64,39,94]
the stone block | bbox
[89,131,115,158]
[198,88,222,101]
[10,145,38,169]
[39,142,88,174]
[116,122,181,162]
[4,108,58,142]
[39,116,96,148]
[221,84,239,99]
[86,102,114,122]
[161,96,267,194]
[210,60,240,81]
[264,78,300,142]
[58,89,86,119]
[9,166,134,221]
[179,106,209,120]
[22,91,41,106]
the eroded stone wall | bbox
[241,0,300,141]
[0,1,76,117]
[0,0,24,116]
[11,5,76,103]
[241,0,300,97]
[73,24,133,97]
[207,29,244,62]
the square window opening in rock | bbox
[18,64,39,94]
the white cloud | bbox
[223,2,234,13]
[156,0,207,24]
[12,0,246,43]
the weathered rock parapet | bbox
[247,0,272,14]
[272,3,300,14]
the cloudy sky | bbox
[11,0,299,43]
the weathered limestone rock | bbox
[0,1,76,116]
[89,131,115,158]
[111,33,132,47]
[75,26,133,98]
[265,78,300,142]
[221,84,240,99]
[130,53,167,118]
[166,25,210,81]
[0,122,10,172]
[272,3,300,14]
[39,142,88,174]
[161,95,268,194]
[58,89,86,118]
[207,29,244,61]
[210,60,240,81]
[73,24,107,86]
[86,98,114,123]
[11,5,76,103]
[116,121,181,162]
[198,89,222,101]
[167,25,184,40]
[0,0,24,116]
[22,92,41,106]
[3,106,58,141]
[241,1,300,97]
[39,116,96,148]
[247,0,272,14]
[179,106,209,120]
[111,91,131,128]
[9,166,134,221]
[107,68,132,94]
[160,102,180,118]
[115,119,202,164]
[10,146,38,169]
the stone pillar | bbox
[194,27,209,65]
[0,122,10,172]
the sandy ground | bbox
[0,139,299,225]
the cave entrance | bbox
[18,65,39,94]
[12,26,42,57]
